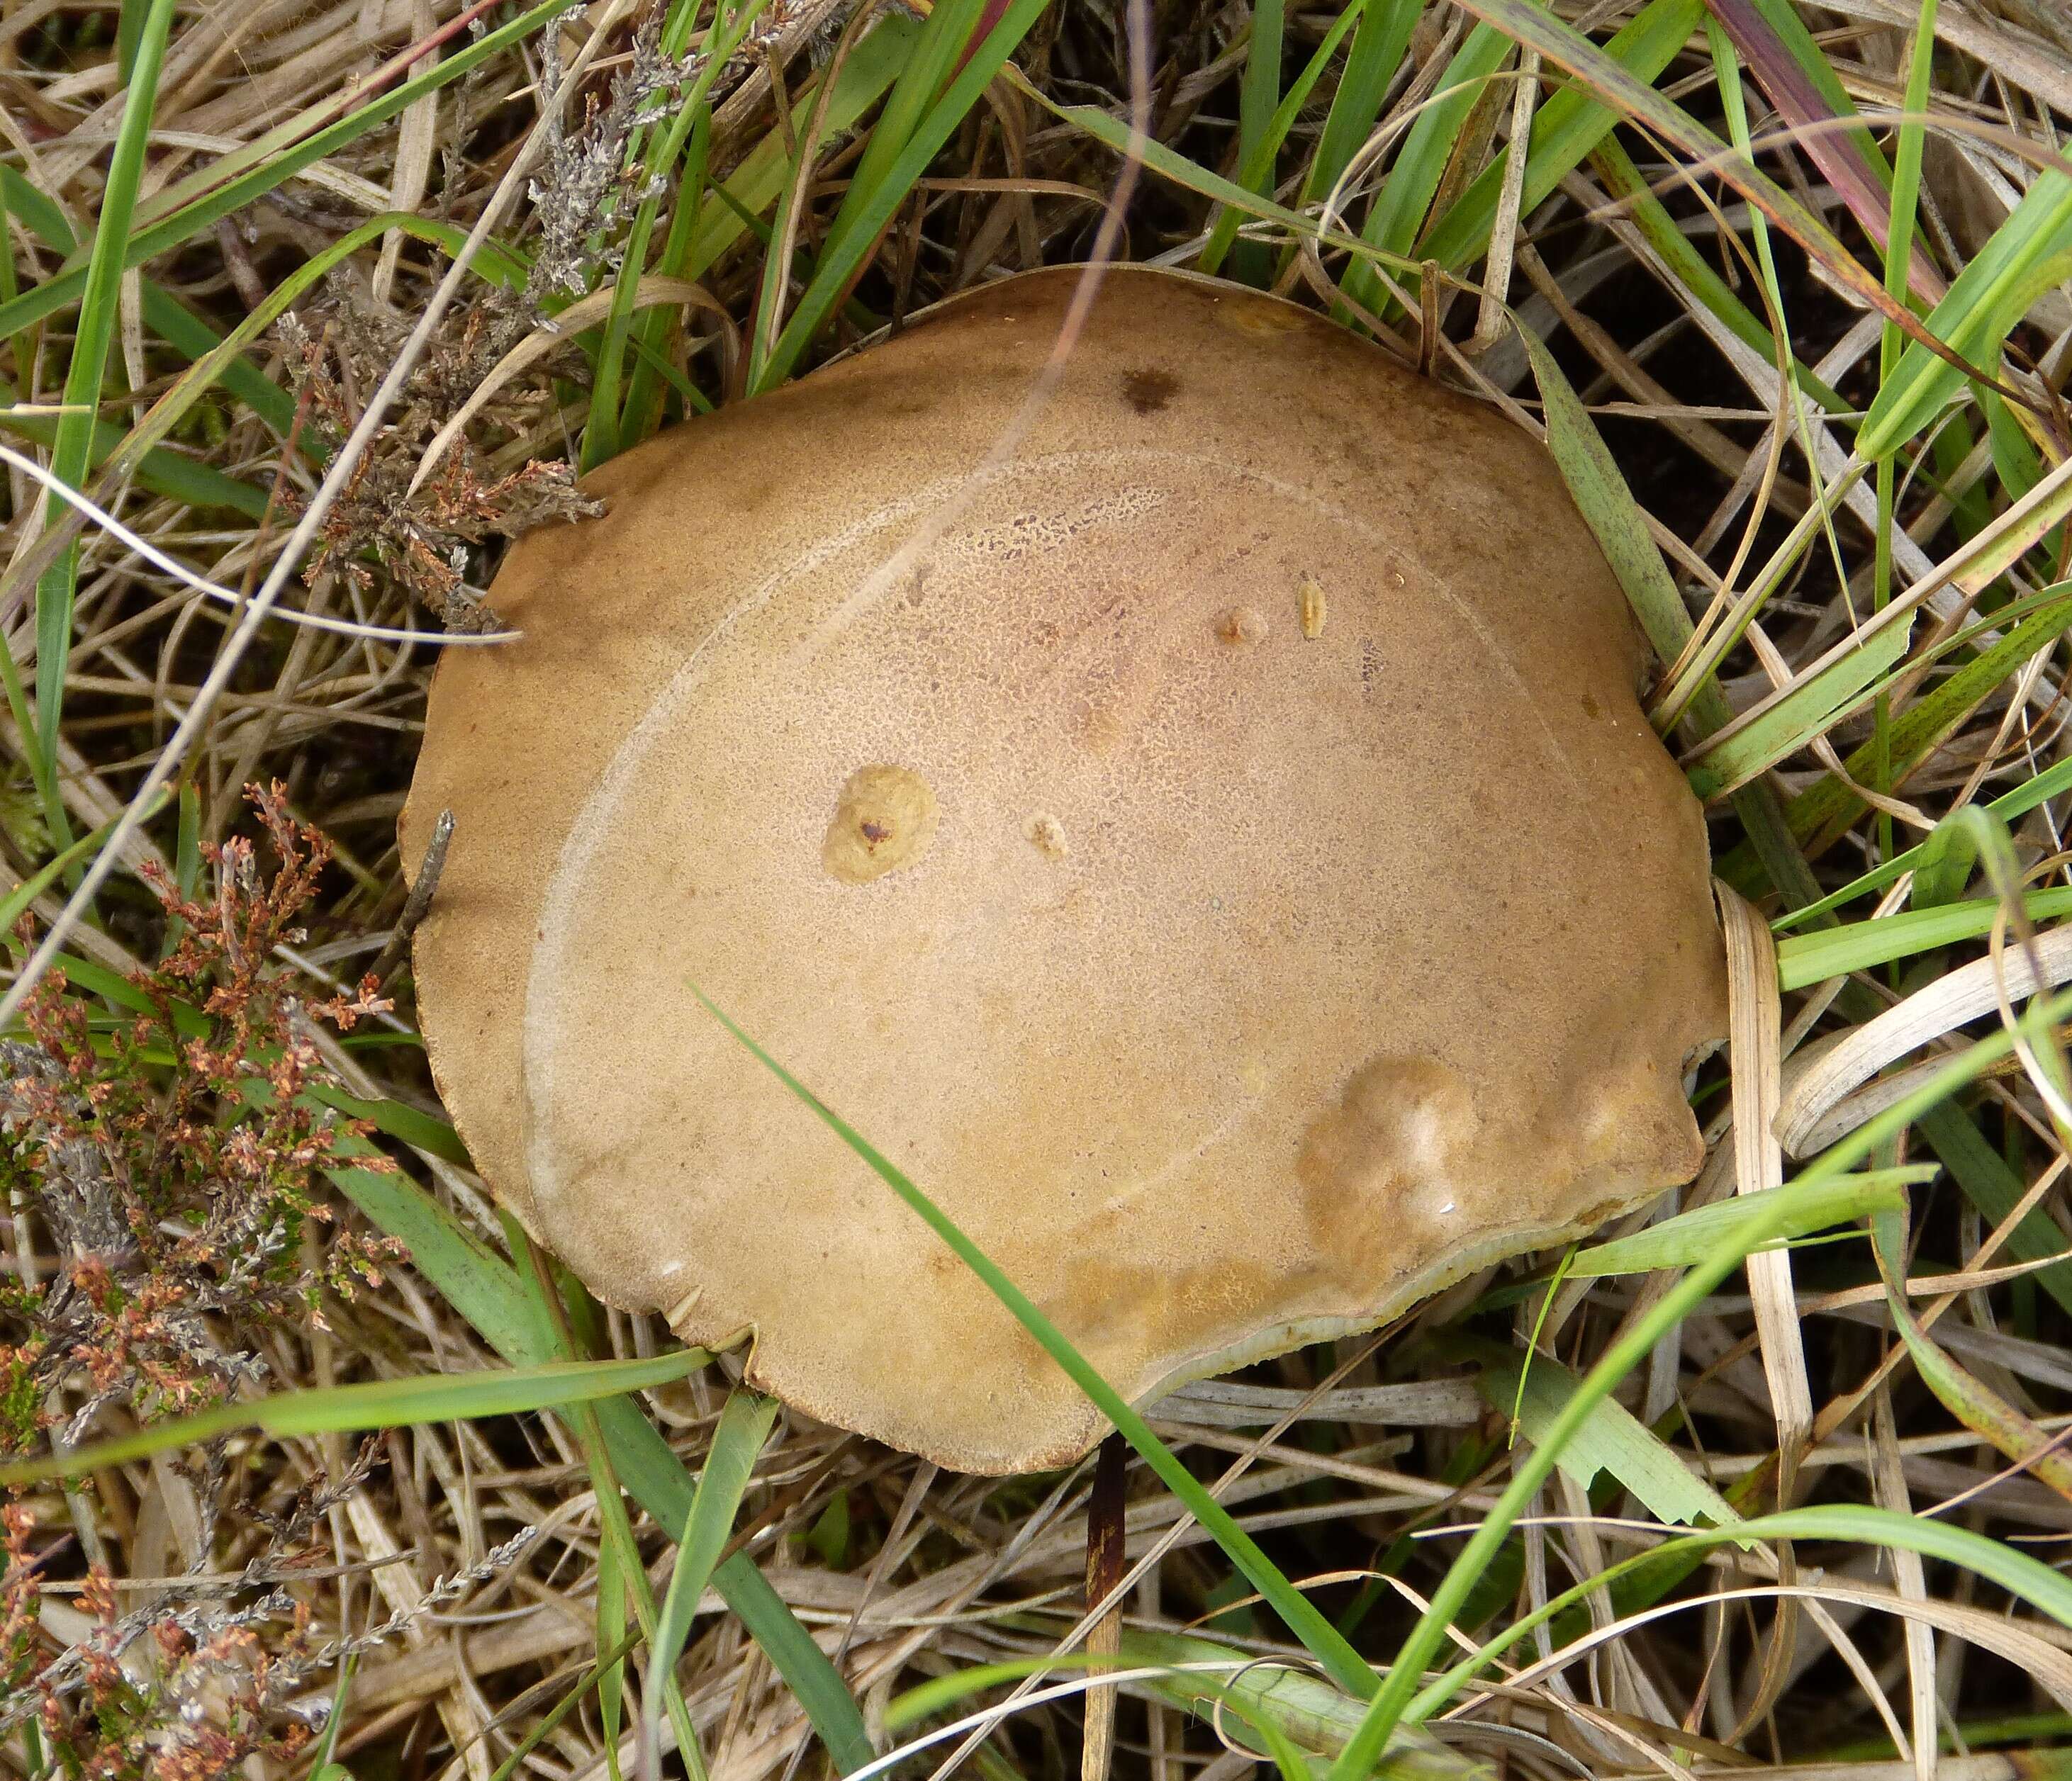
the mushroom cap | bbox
[403,266,1728,1474]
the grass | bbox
[4,0,2072,1777]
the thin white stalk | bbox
[0,444,520,648]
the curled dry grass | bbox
[5,0,2072,1777]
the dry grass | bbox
[4,0,2072,1777]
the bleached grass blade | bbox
[410,277,730,495]
[0,0,588,345]
[1869,1390,1934,1781]
[1406,1503,2072,1724]
[1333,975,2072,1765]
[1776,926,2072,1155]
[1468,1580,2072,1719]
[1718,884,1813,1478]
[325,1166,873,1772]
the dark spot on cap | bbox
[1120,368,1179,415]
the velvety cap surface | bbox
[403,266,1728,1472]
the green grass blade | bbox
[754,0,1052,390]
[1586,138,1847,413]
[334,1167,876,1771]
[0,167,294,439]
[0,0,577,344]
[308,1655,357,1781]
[1416,0,1702,275]
[744,41,861,391]
[164,776,201,951]
[1683,609,1916,800]
[719,1557,875,1770]
[1916,1102,2072,1319]
[1202,0,1370,276]
[1513,322,1730,724]
[597,1523,628,1781]
[641,1390,781,1775]
[1341,25,1509,317]
[311,1085,472,1167]
[1513,311,1823,909]
[1859,170,2072,461]
[677,17,920,286]
[0,1351,705,1487]
[517,1242,708,1781]
[1445,0,1941,349]
[1022,82,1396,265]
[1775,584,2072,859]
[1328,1130,2019,1768]
[1771,760,2072,933]
[0,792,167,932]
[690,983,1381,1702]
[618,97,721,447]
[0,175,31,394]
[1302,0,1421,212]
[1873,1204,2072,1493]
[1118,1630,1470,1775]
[488,1630,645,1781]
[1,943,176,1027]
[1776,892,2072,989]
[330,1163,548,1364]
[33,0,180,823]
[1406,1502,2072,1725]
[1563,1172,1920,1275]
[1226,0,1288,285]
[1708,0,1939,302]
[91,213,510,509]
[1912,804,1982,909]
[1885,0,1940,319]
[586,0,774,464]
[1473,1347,1743,1533]
[1986,390,2065,559]
[1706,11,1858,687]
[1721,0,1891,180]
[1,383,268,516]
[839,0,985,223]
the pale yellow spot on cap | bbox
[1299,578,1326,640]
[822,763,939,884]
[1215,298,1307,337]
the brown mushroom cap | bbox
[403,266,1727,1474]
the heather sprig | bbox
[0,782,403,1459]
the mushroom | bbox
[402,266,1727,1474]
